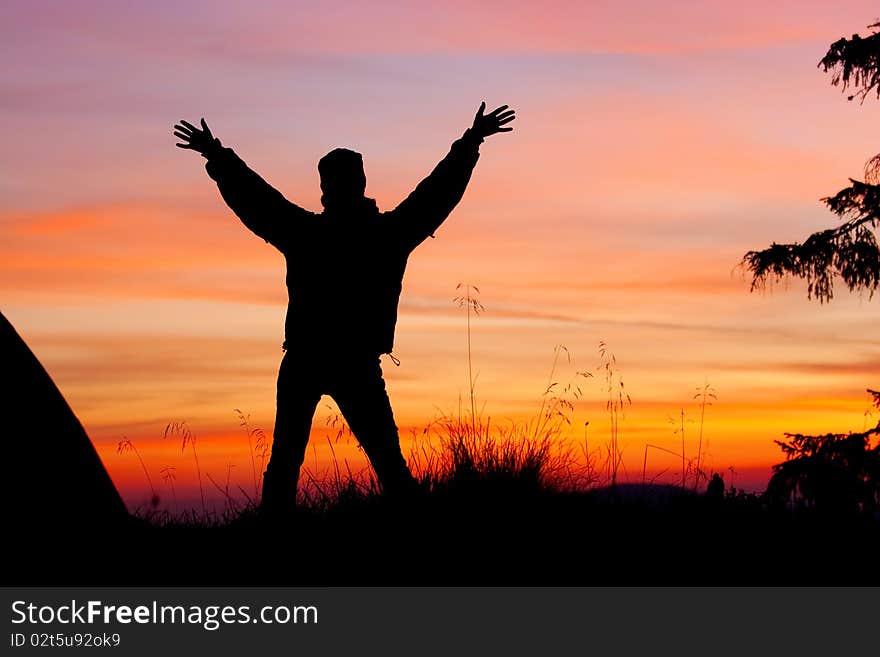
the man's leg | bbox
[261,352,321,512]
[330,356,417,495]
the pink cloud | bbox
[5,1,879,62]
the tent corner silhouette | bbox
[2,311,129,532]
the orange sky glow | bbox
[3,1,879,511]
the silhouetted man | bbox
[173,103,515,511]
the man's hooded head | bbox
[318,148,367,210]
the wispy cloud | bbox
[6,1,875,59]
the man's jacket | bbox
[205,130,483,355]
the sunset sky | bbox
[3,1,879,509]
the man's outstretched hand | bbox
[173,118,220,157]
[471,102,516,139]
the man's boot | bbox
[260,468,297,516]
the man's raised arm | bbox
[173,118,314,250]
[388,103,515,251]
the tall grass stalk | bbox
[234,409,267,500]
[598,341,630,486]
[641,443,681,489]
[680,408,686,489]
[117,438,157,504]
[534,345,566,442]
[580,421,602,489]
[165,420,206,517]
[454,283,484,439]
[667,409,689,489]
[160,466,178,513]
[693,383,717,490]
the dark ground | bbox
[10,484,880,586]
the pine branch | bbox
[819,22,880,102]
[742,180,880,302]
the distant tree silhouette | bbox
[742,22,880,302]
[766,390,880,514]
[745,24,880,516]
